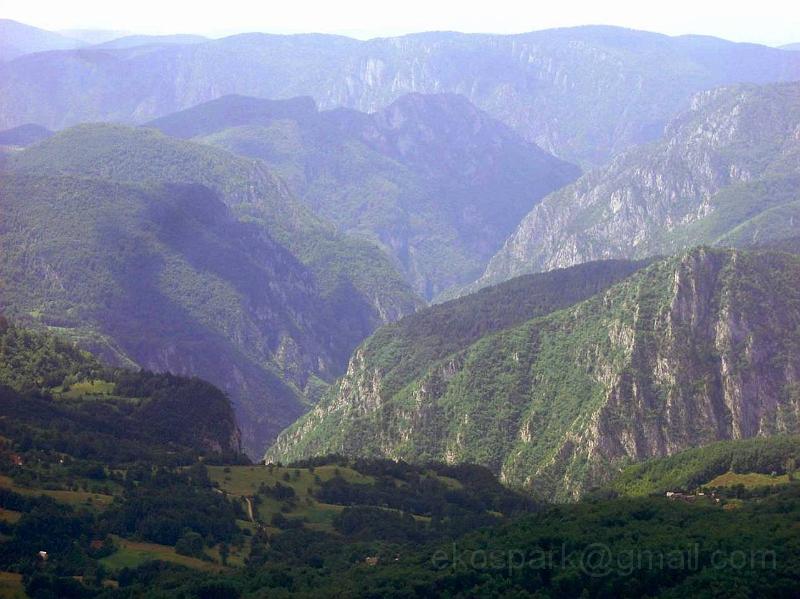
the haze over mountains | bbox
[3,12,800,596]
[0,19,206,60]
[0,19,85,61]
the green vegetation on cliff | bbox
[269,248,800,501]
[358,259,651,399]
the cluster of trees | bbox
[312,458,535,517]
[0,317,104,393]
[100,465,242,547]
[259,481,296,501]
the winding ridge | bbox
[147,93,579,297]
[0,124,421,454]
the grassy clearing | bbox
[706,471,791,489]
[100,536,225,573]
[208,464,373,496]
[424,470,462,490]
[0,509,21,524]
[208,464,372,532]
[58,379,116,399]
[0,475,114,509]
[52,379,141,403]
[208,465,454,534]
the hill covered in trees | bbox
[0,317,243,461]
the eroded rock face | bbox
[267,249,800,501]
[467,82,800,294]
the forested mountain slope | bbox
[0,125,421,454]
[0,318,243,459]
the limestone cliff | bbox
[268,248,800,500]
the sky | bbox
[1,0,799,46]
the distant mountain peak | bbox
[0,123,53,147]
[0,18,85,61]
[145,95,319,139]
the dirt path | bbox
[244,496,255,522]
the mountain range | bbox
[3,15,800,597]
[146,93,579,297]
[3,24,800,167]
[3,17,800,486]
[0,19,209,62]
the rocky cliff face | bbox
[469,82,800,292]
[268,248,800,500]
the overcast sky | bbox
[2,0,799,46]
